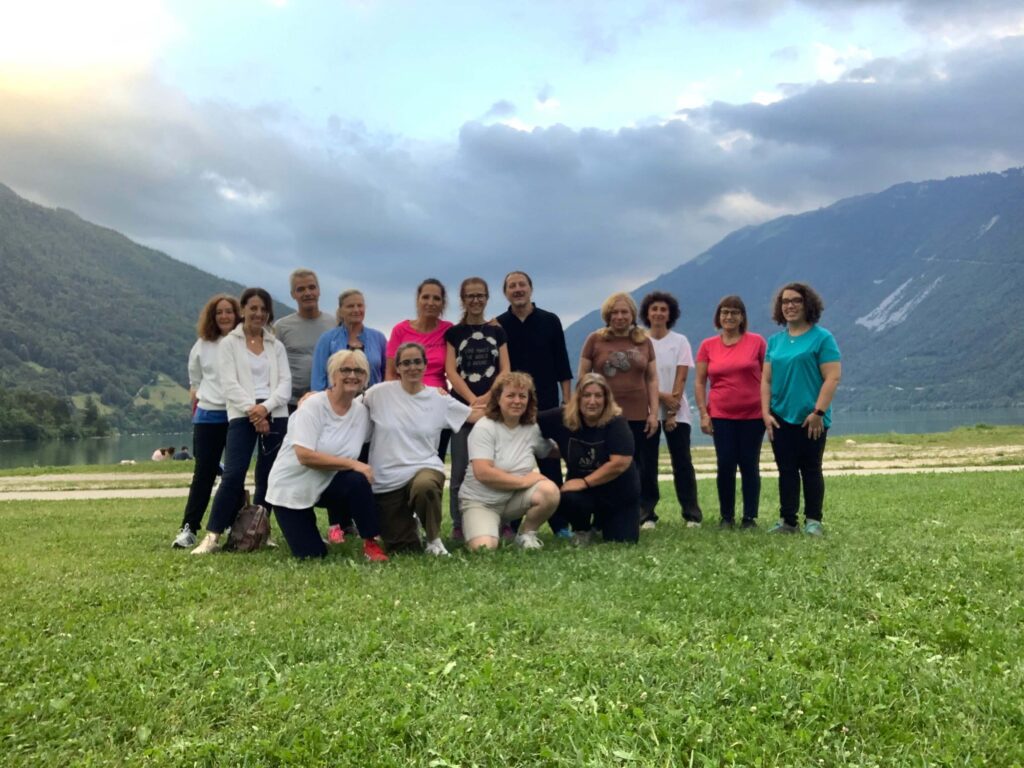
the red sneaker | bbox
[328,524,345,545]
[363,539,389,562]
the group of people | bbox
[171,268,841,562]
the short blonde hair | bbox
[563,373,622,431]
[335,289,364,324]
[327,349,370,383]
[598,292,646,343]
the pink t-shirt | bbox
[387,319,454,389]
[696,332,766,420]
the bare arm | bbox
[801,361,842,438]
[761,361,777,441]
[694,361,712,435]
[562,454,632,492]
[445,342,477,404]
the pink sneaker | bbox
[500,524,515,542]
[328,524,345,545]
[363,539,389,562]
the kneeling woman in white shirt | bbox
[265,350,388,561]
[459,372,560,552]
[193,287,290,555]
[364,342,480,556]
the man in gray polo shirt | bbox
[273,268,337,412]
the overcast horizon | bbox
[3,0,1023,329]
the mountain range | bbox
[565,168,1024,411]
[2,167,1022,439]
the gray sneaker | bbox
[172,524,196,549]
[768,521,799,535]
[803,520,825,536]
[572,530,594,547]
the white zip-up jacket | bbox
[188,337,228,412]
[219,325,292,421]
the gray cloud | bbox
[481,100,517,120]
[3,35,1024,327]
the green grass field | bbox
[2,473,1022,767]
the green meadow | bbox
[1,469,1022,767]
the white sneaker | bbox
[685,521,702,529]
[424,538,450,557]
[515,531,544,550]
[172,524,196,549]
[572,530,593,547]
[640,520,657,531]
[190,533,220,555]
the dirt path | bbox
[0,464,1019,502]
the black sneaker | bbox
[740,518,757,530]
[719,519,735,529]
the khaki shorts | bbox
[460,482,543,541]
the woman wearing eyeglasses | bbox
[695,296,767,529]
[761,283,841,536]
[364,342,481,556]
[444,277,510,541]
[265,350,388,561]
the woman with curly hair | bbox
[171,293,241,548]
[639,290,702,529]
[762,282,842,536]
[458,372,559,552]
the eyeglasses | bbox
[463,293,488,301]
[780,297,805,306]
[719,309,743,317]
[336,367,366,376]
[397,358,426,368]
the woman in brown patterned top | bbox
[578,292,660,528]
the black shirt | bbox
[443,323,508,404]
[538,409,636,498]
[497,304,573,410]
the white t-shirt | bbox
[459,418,553,507]
[650,331,694,424]
[364,382,470,493]
[266,392,371,509]
[248,350,272,400]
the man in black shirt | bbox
[497,271,574,537]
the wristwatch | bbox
[813,408,825,417]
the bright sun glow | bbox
[0,0,178,91]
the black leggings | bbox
[770,416,827,526]
[711,418,766,522]
[276,471,380,558]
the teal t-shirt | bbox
[765,325,841,428]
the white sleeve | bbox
[677,334,694,367]
[187,340,203,388]
[288,400,322,450]
[219,337,254,413]
[265,341,292,414]
[467,420,497,461]
[530,425,554,458]
[444,394,472,432]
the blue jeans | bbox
[711,418,766,522]
[206,416,286,534]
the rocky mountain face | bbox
[565,168,1024,410]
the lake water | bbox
[1,407,1022,469]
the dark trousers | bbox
[711,418,766,522]
[374,468,445,552]
[559,469,640,543]
[276,471,381,558]
[639,422,702,523]
[448,423,472,526]
[180,421,231,532]
[770,416,827,526]
[207,416,286,534]
[322,442,369,531]
[627,421,656,523]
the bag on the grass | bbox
[225,503,270,552]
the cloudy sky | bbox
[2,0,1023,328]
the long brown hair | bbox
[196,294,241,341]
